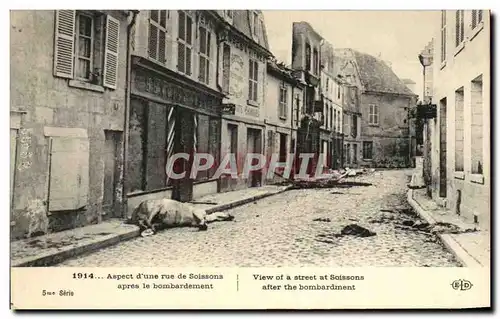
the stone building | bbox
[319,41,343,169]
[10,10,132,238]
[341,82,362,168]
[333,48,417,168]
[264,59,305,183]
[216,10,273,192]
[125,10,228,213]
[423,10,490,229]
[290,22,324,174]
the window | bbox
[295,94,301,125]
[326,78,329,93]
[305,43,311,72]
[75,14,94,80]
[455,10,465,47]
[455,87,464,172]
[369,104,379,125]
[222,44,231,93]
[225,10,234,20]
[313,48,319,75]
[248,59,259,102]
[440,10,447,63]
[471,75,483,175]
[333,110,337,132]
[177,11,193,75]
[148,10,168,63]
[352,114,358,137]
[279,133,287,163]
[353,144,358,164]
[363,141,373,160]
[198,25,211,84]
[329,106,333,130]
[250,11,260,38]
[279,83,287,119]
[53,10,119,89]
[337,110,341,132]
[471,10,483,30]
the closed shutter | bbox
[208,32,214,85]
[48,137,90,211]
[53,10,76,79]
[103,15,120,89]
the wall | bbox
[431,10,490,229]
[10,10,128,238]
[359,92,412,168]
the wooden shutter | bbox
[53,10,76,79]
[208,32,214,85]
[103,15,120,89]
[48,137,89,211]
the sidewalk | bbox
[11,185,289,267]
[407,188,490,268]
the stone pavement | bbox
[58,170,460,267]
[11,184,288,267]
[409,188,490,268]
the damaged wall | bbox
[10,10,128,239]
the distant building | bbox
[264,59,304,183]
[333,48,418,168]
[291,21,324,174]
[401,78,417,95]
[320,41,343,169]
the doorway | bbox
[103,130,123,218]
[246,128,262,187]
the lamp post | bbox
[418,52,433,193]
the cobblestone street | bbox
[58,170,460,267]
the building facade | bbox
[125,10,227,214]
[264,60,304,183]
[342,83,362,168]
[217,10,273,192]
[291,22,324,174]
[334,48,417,168]
[319,41,343,169]
[10,10,131,238]
[425,10,490,229]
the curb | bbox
[206,187,290,214]
[12,227,141,267]
[14,187,290,267]
[406,189,483,268]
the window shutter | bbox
[53,10,76,79]
[103,15,120,89]
[48,137,89,211]
[208,32,214,85]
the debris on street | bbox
[340,224,377,237]
[313,218,331,222]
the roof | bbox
[267,59,305,86]
[230,10,270,51]
[336,48,416,96]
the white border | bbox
[3,1,498,317]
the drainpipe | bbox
[216,33,224,193]
[122,10,138,218]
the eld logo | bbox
[451,279,473,291]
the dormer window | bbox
[225,10,233,20]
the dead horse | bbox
[127,198,234,237]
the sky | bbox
[262,10,440,100]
